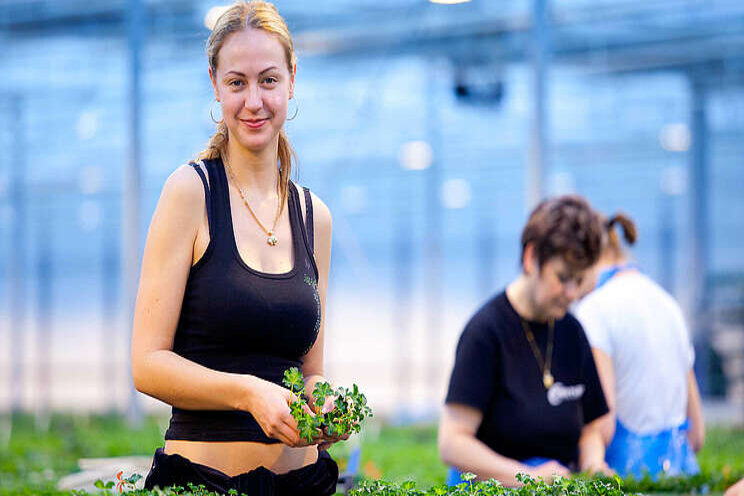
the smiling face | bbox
[524,244,588,320]
[210,27,295,155]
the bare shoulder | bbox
[293,182,332,235]
[162,163,205,205]
[309,190,332,233]
[149,164,207,236]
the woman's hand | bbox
[581,458,615,477]
[315,395,351,451]
[528,460,571,483]
[243,376,319,447]
[725,478,744,496]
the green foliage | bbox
[587,470,744,494]
[1,412,742,496]
[0,413,164,494]
[348,472,631,496]
[281,368,373,443]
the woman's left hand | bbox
[316,395,350,451]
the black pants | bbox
[144,448,339,496]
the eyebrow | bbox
[223,67,280,78]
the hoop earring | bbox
[287,95,299,121]
[210,99,223,124]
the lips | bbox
[240,118,268,129]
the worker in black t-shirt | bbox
[439,195,613,487]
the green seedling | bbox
[281,367,373,443]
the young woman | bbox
[131,2,340,494]
[439,196,612,486]
[574,213,704,478]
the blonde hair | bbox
[199,0,297,211]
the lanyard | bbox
[596,263,638,289]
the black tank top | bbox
[164,157,321,443]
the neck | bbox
[506,275,549,323]
[595,252,628,272]
[224,137,280,195]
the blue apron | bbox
[606,419,699,479]
[446,458,565,486]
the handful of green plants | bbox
[282,367,373,443]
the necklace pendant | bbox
[543,372,554,389]
[267,233,278,246]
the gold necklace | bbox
[223,154,282,247]
[519,317,555,389]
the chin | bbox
[551,306,569,320]
[235,136,273,153]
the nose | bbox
[244,83,262,112]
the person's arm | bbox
[725,478,744,496]
[578,417,613,475]
[591,348,617,445]
[298,192,332,406]
[576,322,613,474]
[438,404,570,486]
[131,166,308,447]
[295,192,345,450]
[686,369,705,452]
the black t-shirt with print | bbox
[445,291,608,468]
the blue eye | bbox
[263,77,278,85]
[228,80,244,88]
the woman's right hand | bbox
[725,478,744,496]
[527,460,571,483]
[242,376,318,447]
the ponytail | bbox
[606,212,637,255]
[276,129,296,215]
[198,121,228,161]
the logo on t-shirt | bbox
[547,382,585,406]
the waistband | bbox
[144,447,338,496]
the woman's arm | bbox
[298,191,332,403]
[578,417,613,475]
[591,348,617,445]
[725,478,744,496]
[686,369,705,452]
[131,166,306,446]
[438,404,570,486]
[296,193,341,450]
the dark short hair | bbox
[520,195,602,271]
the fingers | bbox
[322,396,336,414]
[303,402,316,417]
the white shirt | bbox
[575,271,694,435]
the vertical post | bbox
[9,95,26,414]
[35,207,52,432]
[526,0,550,212]
[124,0,144,423]
[478,208,496,297]
[689,75,709,394]
[103,198,119,413]
[658,194,675,294]
[394,181,413,416]
[425,63,443,406]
